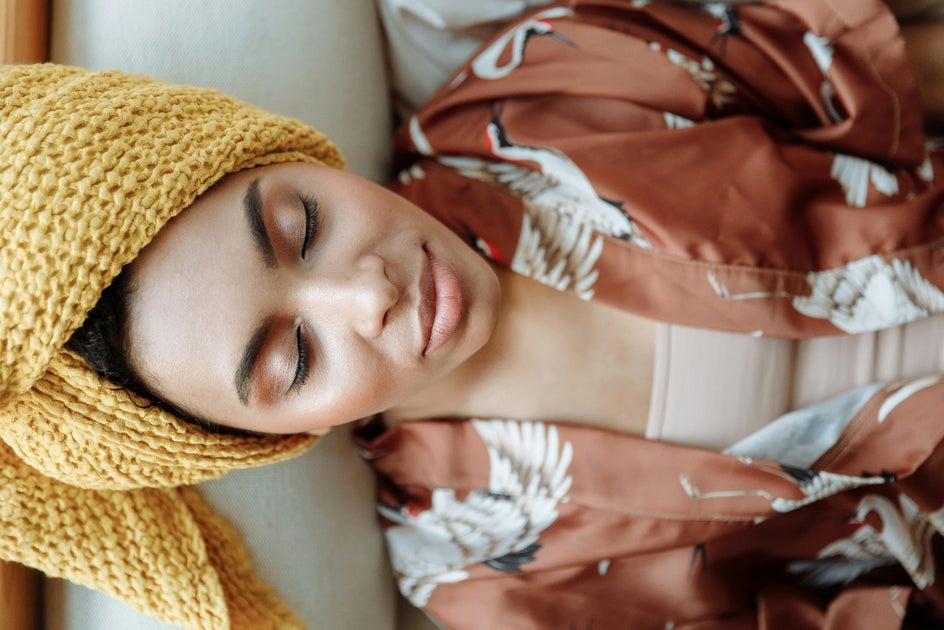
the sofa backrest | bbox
[44,2,398,629]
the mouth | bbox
[420,244,463,356]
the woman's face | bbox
[126,162,500,433]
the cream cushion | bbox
[44,1,397,628]
[49,0,391,182]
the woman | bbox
[4,0,944,628]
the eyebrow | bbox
[234,318,273,406]
[244,178,276,268]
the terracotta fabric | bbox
[356,1,944,628]
[388,0,942,338]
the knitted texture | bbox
[0,440,301,629]
[0,64,348,628]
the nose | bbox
[295,254,398,339]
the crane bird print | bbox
[801,31,845,124]
[708,255,944,334]
[437,112,652,299]
[830,153,899,207]
[378,419,574,607]
[793,256,944,333]
[648,41,737,109]
[790,492,944,590]
[470,6,576,80]
[680,460,891,514]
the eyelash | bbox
[289,195,319,393]
[300,194,319,259]
[290,325,310,392]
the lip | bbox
[420,245,463,356]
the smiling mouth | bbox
[421,245,463,356]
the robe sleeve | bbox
[388,0,944,339]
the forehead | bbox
[125,167,264,417]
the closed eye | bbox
[301,194,319,259]
[290,324,311,392]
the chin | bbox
[466,263,502,352]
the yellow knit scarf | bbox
[0,63,347,629]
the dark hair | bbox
[66,272,143,395]
[66,271,231,433]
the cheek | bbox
[316,345,408,419]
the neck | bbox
[384,266,656,433]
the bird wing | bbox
[891,258,944,313]
[793,255,944,333]
[439,155,604,298]
[439,155,555,197]
[380,420,575,607]
[512,207,604,300]
[789,555,896,588]
[788,525,895,587]
[472,419,574,539]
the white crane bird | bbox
[378,419,574,607]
